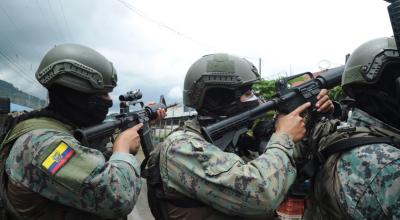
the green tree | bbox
[253,78,345,102]
[328,86,344,102]
[252,79,276,100]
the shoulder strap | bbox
[300,136,400,181]
[318,136,400,163]
[2,117,70,146]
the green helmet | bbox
[36,43,118,94]
[183,53,260,111]
[342,37,400,97]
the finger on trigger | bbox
[133,123,144,130]
[292,102,311,115]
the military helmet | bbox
[36,43,118,94]
[183,53,260,110]
[342,37,400,97]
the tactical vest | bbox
[303,118,400,220]
[0,117,114,220]
[143,121,257,220]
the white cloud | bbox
[167,86,182,100]
[0,0,394,105]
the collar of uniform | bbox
[183,119,202,134]
[348,108,400,134]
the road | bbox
[128,178,154,220]
[128,152,154,220]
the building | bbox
[10,103,32,112]
[166,104,197,118]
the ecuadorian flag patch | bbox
[42,141,75,175]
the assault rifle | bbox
[74,89,175,158]
[386,0,400,51]
[201,65,345,151]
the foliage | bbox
[253,78,345,103]
[328,86,345,102]
[287,75,306,85]
[252,79,276,100]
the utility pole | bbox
[258,58,262,76]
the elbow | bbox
[99,188,137,218]
[235,178,290,215]
[91,169,141,218]
[240,189,283,216]
[112,196,136,218]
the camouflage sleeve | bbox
[353,156,400,218]
[338,144,400,219]
[5,129,141,219]
[160,131,296,217]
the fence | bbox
[150,115,192,144]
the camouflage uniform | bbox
[337,109,400,218]
[306,108,400,219]
[159,119,297,218]
[4,117,141,219]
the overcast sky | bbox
[0,0,393,112]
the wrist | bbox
[113,140,130,153]
[269,132,295,149]
[274,131,294,142]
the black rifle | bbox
[74,89,174,158]
[386,0,400,51]
[201,65,344,151]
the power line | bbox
[0,51,38,85]
[0,52,36,83]
[0,2,43,57]
[47,0,68,42]
[0,36,38,82]
[116,0,263,63]
[116,0,218,50]
[0,37,38,83]
[58,0,75,42]
[35,0,63,41]
[0,2,46,85]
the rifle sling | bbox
[319,136,400,163]
[300,136,400,181]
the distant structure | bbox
[166,103,197,118]
[290,65,344,87]
[0,80,46,109]
[10,103,33,112]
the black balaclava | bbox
[352,63,400,129]
[200,86,260,118]
[48,84,113,127]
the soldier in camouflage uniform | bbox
[145,53,334,219]
[0,44,164,219]
[305,37,400,219]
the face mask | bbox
[205,95,260,117]
[48,85,113,127]
[229,98,260,115]
[86,95,113,125]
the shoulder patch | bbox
[42,141,75,175]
